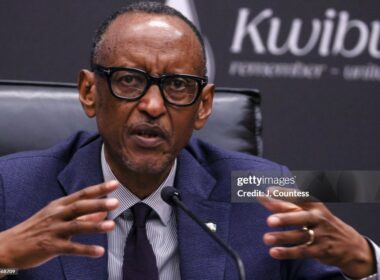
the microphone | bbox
[161,186,246,280]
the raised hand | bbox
[258,187,375,279]
[0,180,119,270]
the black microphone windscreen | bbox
[161,186,181,205]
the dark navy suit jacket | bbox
[0,132,344,279]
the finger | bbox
[59,180,119,205]
[57,220,115,236]
[77,211,108,222]
[269,245,320,260]
[59,198,119,220]
[59,241,105,258]
[267,211,319,227]
[263,229,311,246]
[256,195,302,214]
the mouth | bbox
[129,124,168,148]
[136,130,162,138]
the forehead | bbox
[96,12,203,74]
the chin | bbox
[121,153,174,175]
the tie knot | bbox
[131,203,152,228]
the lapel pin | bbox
[205,222,217,233]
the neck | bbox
[115,167,172,199]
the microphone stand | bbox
[162,187,246,280]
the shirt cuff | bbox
[344,237,379,280]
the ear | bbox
[194,84,214,130]
[78,69,97,118]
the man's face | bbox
[79,13,213,176]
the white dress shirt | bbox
[101,145,180,280]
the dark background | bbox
[1,1,379,242]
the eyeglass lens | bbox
[110,69,199,105]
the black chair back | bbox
[0,80,262,156]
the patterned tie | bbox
[123,202,159,280]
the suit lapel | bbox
[57,136,108,280]
[175,149,231,280]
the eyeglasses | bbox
[93,64,208,107]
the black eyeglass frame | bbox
[93,64,208,107]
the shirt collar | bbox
[101,144,176,226]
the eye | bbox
[112,70,146,88]
[166,77,191,91]
[117,74,141,86]
[119,75,134,84]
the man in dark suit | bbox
[0,2,377,279]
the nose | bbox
[136,84,166,118]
